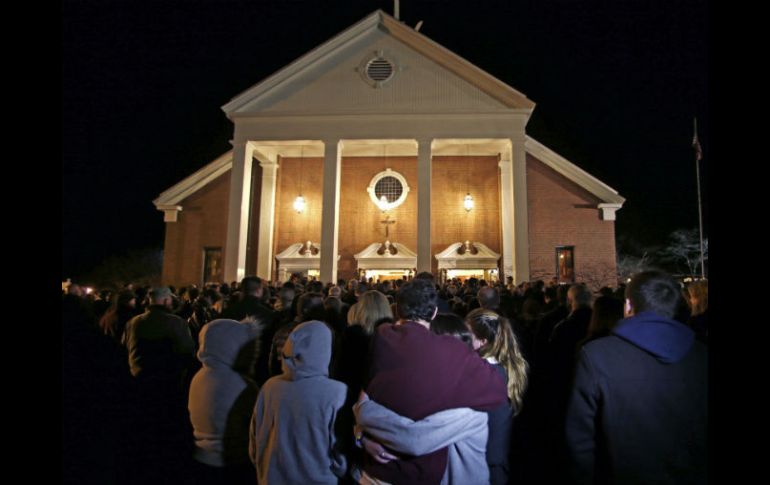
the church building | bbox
[154,10,625,287]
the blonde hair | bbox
[687,279,708,316]
[347,290,393,335]
[466,308,529,414]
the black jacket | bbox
[565,311,708,485]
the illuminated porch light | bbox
[293,195,306,213]
[464,193,474,212]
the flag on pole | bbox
[692,118,703,161]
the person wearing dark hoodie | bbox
[565,270,708,485]
[188,319,259,484]
[249,320,347,484]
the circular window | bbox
[367,169,410,210]
[374,176,403,203]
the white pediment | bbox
[223,11,533,117]
[354,242,417,270]
[435,242,501,270]
[275,242,339,271]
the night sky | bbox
[63,0,708,280]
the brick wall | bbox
[431,156,501,274]
[161,172,230,286]
[526,154,617,288]
[338,157,418,280]
[162,153,617,288]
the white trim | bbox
[229,112,533,120]
[367,168,410,210]
[153,150,233,207]
[435,242,501,270]
[354,242,417,270]
[157,205,182,222]
[598,203,623,221]
[525,136,626,206]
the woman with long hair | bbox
[347,290,394,335]
[466,308,529,485]
[98,289,137,344]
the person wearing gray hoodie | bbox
[188,319,259,483]
[249,320,347,484]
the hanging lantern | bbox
[464,193,474,212]
[293,195,306,213]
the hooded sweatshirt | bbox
[249,320,347,485]
[565,311,708,485]
[188,319,259,467]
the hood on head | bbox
[612,311,695,363]
[197,319,255,368]
[281,320,332,380]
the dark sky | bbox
[63,0,708,280]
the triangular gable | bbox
[222,10,534,116]
[435,242,501,270]
[354,242,417,270]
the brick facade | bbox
[161,172,230,286]
[161,154,617,288]
[526,154,617,288]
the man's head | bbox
[278,285,296,309]
[296,291,326,323]
[149,286,173,308]
[414,271,435,282]
[328,285,342,298]
[624,270,682,319]
[567,284,592,311]
[240,276,263,298]
[396,279,438,323]
[477,286,500,311]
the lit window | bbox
[556,246,575,283]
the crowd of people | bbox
[63,270,708,484]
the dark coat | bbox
[565,311,708,485]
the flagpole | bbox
[693,117,706,279]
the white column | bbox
[416,139,433,274]
[256,158,279,281]
[319,140,341,283]
[498,152,514,282]
[224,142,255,283]
[511,136,530,283]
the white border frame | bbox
[367,168,410,210]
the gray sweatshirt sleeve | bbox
[353,397,488,456]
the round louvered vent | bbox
[366,57,394,82]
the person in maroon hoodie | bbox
[363,278,508,485]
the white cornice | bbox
[525,136,626,206]
[153,150,233,207]
[230,111,531,120]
